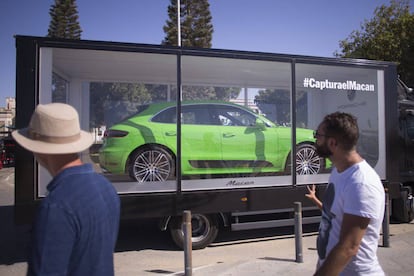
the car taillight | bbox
[104,130,128,138]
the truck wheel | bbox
[285,143,324,175]
[169,214,219,250]
[128,145,175,182]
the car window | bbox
[151,105,222,125]
[182,109,196,124]
[182,105,221,125]
[214,105,257,126]
[151,107,176,123]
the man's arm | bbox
[314,213,370,276]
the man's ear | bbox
[327,137,337,149]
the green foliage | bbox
[335,0,414,86]
[181,86,240,101]
[47,0,82,39]
[255,89,290,124]
[89,82,241,127]
[214,87,241,100]
[162,0,239,100]
[90,83,153,127]
[162,0,213,47]
[254,89,308,127]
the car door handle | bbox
[165,131,176,136]
[223,132,235,138]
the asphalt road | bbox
[0,167,14,205]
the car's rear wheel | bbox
[285,143,324,175]
[128,145,175,182]
[169,214,219,250]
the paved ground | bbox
[3,222,413,275]
[188,222,414,276]
[2,166,414,275]
[0,167,14,205]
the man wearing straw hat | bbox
[12,103,120,276]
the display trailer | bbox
[14,36,413,249]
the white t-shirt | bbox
[317,160,385,276]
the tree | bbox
[48,0,82,103]
[162,0,240,100]
[254,89,308,127]
[47,0,82,39]
[335,0,414,86]
[162,0,213,47]
[90,82,153,127]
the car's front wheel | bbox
[128,145,175,182]
[285,143,324,175]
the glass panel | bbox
[296,63,380,183]
[43,48,179,195]
[180,56,292,190]
[90,73,178,192]
[90,82,177,190]
[52,72,68,103]
[40,45,384,194]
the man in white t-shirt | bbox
[306,112,385,276]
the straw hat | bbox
[12,103,94,154]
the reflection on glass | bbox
[98,99,325,184]
[52,72,67,103]
[94,56,333,185]
[46,45,384,192]
[90,82,174,128]
[296,63,379,169]
[88,82,175,180]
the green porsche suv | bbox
[99,101,325,181]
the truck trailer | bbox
[14,35,414,249]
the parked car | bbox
[99,101,325,181]
[0,136,15,167]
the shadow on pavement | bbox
[0,197,319,263]
[115,218,178,252]
[115,219,320,252]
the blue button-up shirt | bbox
[27,163,120,276]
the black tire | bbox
[169,214,219,250]
[128,145,175,182]
[285,143,325,175]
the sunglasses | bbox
[313,130,330,139]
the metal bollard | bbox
[382,192,390,248]
[183,210,192,276]
[294,202,303,263]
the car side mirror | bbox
[255,118,266,131]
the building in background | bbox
[0,97,15,137]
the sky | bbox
[1,0,413,104]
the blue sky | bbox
[0,0,412,104]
